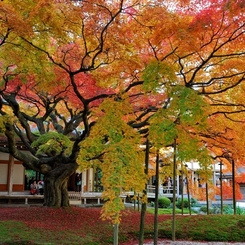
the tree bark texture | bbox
[5,122,79,208]
[43,161,78,207]
[139,139,149,245]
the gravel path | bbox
[123,238,245,245]
[122,239,245,245]
[141,240,245,245]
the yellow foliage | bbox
[189,181,216,201]
[78,98,146,224]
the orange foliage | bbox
[189,181,216,201]
[215,182,243,201]
[236,173,245,184]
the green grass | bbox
[156,215,245,242]
[0,221,95,245]
[147,207,191,214]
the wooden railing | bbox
[0,192,44,204]
[68,185,178,204]
[147,185,176,194]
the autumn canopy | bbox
[0,0,245,220]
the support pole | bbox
[186,176,191,215]
[113,224,119,245]
[154,150,159,245]
[206,182,209,215]
[172,138,177,241]
[232,159,236,215]
[219,162,223,215]
[139,139,149,245]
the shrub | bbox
[236,206,245,215]
[223,205,245,215]
[158,197,171,208]
[176,197,198,209]
[211,206,220,214]
[176,198,189,209]
[190,197,198,207]
[200,206,207,213]
[224,205,233,214]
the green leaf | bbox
[149,84,211,165]
[149,116,177,148]
[31,132,73,156]
[169,85,209,128]
[142,61,176,92]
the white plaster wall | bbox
[0,152,9,161]
[0,164,8,184]
[189,161,200,170]
[214,161,222,171]
[13,164,24,184]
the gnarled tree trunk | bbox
[43,162,78,207]
[4,122,79,208]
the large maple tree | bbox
[0,0,162,208]
[0,0,245,210]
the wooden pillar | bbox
[90,168,94,191]
[85,169,89,192]
[7,155,14,194]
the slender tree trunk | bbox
[113,223,119,245]
[154,150,159,245]
[206,182,209,215]
[139,139,149,245]
[181,163,184,215]
[187,177,191,215]
[220,162,223,215]
[133,191,136,211]
[181,180,184,215]
[139,200,147,245]
[172,138,177,241]
[43,161,78,207]
[232,159,236,215]
[138,193,140,212]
